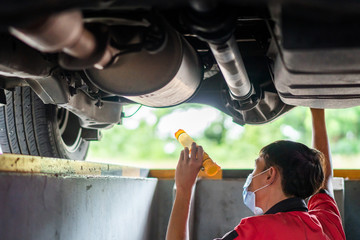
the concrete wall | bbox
[148,180,175,240]
[344,180,360,240]
[192,179,250,239]
[0,173,358,240]
[0,173,158,240]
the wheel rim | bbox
[57,108,83,153]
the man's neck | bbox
[260,187,292,213]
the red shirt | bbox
[216,193,345,240]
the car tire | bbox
[0,86,89,160]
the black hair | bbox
[260,140,325,199]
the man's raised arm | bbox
[166,143,204,240]
[310,108,334,198]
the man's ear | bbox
[266,167,277,183]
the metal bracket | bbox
[81,128,102,141]
[59,90,123,129]
[25,70,70,104]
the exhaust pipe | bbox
[9,10,115,70]
[208,36,252,99]
[185,4,253,100]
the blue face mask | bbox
[242,168,271,215]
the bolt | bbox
[95,100,103,109]
[69,87,77,96]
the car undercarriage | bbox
[0,0,359,159]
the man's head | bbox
[246,140,325,213]
[259,140,325,199]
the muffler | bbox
[85,24,203,107]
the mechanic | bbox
[166,108,346,240]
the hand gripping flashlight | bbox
[175,129,221,176]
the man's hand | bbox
[175,142,204,193]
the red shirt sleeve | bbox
[308,192,346,239]
[308,192,341,217]
[212,218,260,240]
[233,217,260,239]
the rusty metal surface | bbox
[0,153,149,177]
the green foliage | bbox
[88,104,360,169]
